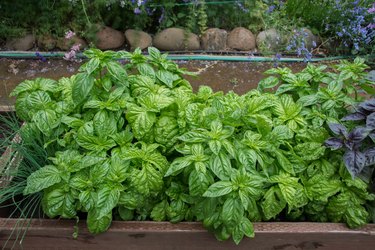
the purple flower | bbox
[267,5,276,13]
[71,44,81,51]
[134,7,141,14]
[236,1,249,13]
[65,30,75,39]
[35,52,47,62]
[159,8,165,23]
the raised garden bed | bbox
[1,48,375,250]
[1,218,375,250]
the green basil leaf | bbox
[261,186,286,220]
[178,130,210,143]
[96,186,121,219]
[106,61,128,83]
[42,184,76,218]
[209,140,222,155]
[189,169,213,196]
[151,200,169,221]
[137,63,156,79]
[85,58,100,75]
[258,76,279,91]
[165,157,193,177]
[156,70,179,88]
[126,104,157,139]
[118,206,134,220]
[72,72,95,104]
[24,165,62,195]
[209,153,231,180]
[77,134,116,152]
[203,181,233,197]
[32,109,58,135]
[87,209,112,234]
[221,197,244,224]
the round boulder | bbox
[201,28,227,51]
[56,36,87,51]
[227,27,256,51]
[153,28,200,51]
[95,26,125,50]
[302,28,320,50]
[256,28,283,52]
[37,35,57,51]
[6,34,35,51]
[293,28,321,50]
[125,29,152,50]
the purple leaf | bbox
[343,150,366,178]
[366,113,375,129]
[344,140,354,151]
[359,99,375,112]
[364,147,375,167]
[328,123,348,138]
[369,132,375,142]
[324,138,344,150]
[341,112,366,121]
[347,127,370,143]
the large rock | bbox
[95,26,125,50]
[6,34,35,50]
[256,28,283,52]
[201,28,227,50]
[56,36,87,51]
[227,27,256,51]
[153,28,200,51]
[293,28,321,50]
[125,29,152,51]
[37,35,57,51]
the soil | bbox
[0,58,339,109]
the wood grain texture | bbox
[1,218,375,250]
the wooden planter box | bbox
[1,121,375,250]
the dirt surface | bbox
[0,58,337,109]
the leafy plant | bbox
[325,98,375,178]
[4,48,375,246]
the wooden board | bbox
[1,218,375,250]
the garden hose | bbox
[0,51,362,62]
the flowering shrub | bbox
[323,0,374,54]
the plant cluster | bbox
[285,0,374,56]
[4,48,374,245]
[325,98,375,179]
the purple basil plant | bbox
[325,98,375,178]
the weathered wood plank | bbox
[1,219,375,250]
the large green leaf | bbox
[151,200,169,221]
[189,169,213,196]
[261,186,286,220]
[203,181,233,197]
[77,134,116,152]
[165,157,193,177]
[209,152,232,180]
[126,103,157,138]
[42,184,76,218]
[96,185,121,219]
[131,162,164,195]
[232,217,254,245]
[106,61,128,83]
[32,109,58,135]
[156,70,180,88]
[304,175,342,201]
[72,73,95,104]
[93,110,118,138]
[221,197,244,224]
[87,210,112,234]
[24,166,62,195]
